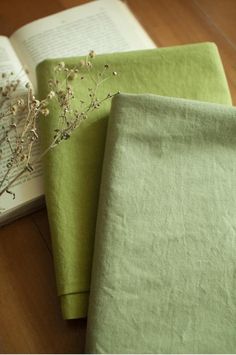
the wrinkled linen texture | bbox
[36,42,232,319]
[86,93,236,354]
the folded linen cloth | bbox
[36,42,232,319]
[86,93,236,354]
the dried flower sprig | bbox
[0,81,54,199]
[47,51,119,148]
[0,51,119,201]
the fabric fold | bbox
[36,43,232,319]
[86,93,236,353]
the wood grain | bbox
[0,0,235,353]
[0,218,86,353]
[0,0,63,36]
[195,0,236,46]
[125,0,236,103]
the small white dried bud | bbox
[10,105,18,115]
[47,91,55,99]
[66,86,73,94]
[59,61,65,68]
[20,154,27,162]
[32,99,40,108]
[89,50,96,58]
[17,98,25,106]
[41,108,50,116]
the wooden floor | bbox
[0,0,235,353]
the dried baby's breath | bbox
[0,52,119,201]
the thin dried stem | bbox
[0,51,119,204]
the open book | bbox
[0,0,156,226]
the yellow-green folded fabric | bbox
[36,43,232,319]
[86,93,236,353]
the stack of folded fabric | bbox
[37,42,236,353]
[86,93,236,353]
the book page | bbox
[0,36,26,78]
[10,0,156,88]
[0,36,43,214]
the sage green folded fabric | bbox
[36,42,232,319]
[86,93,236,354]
